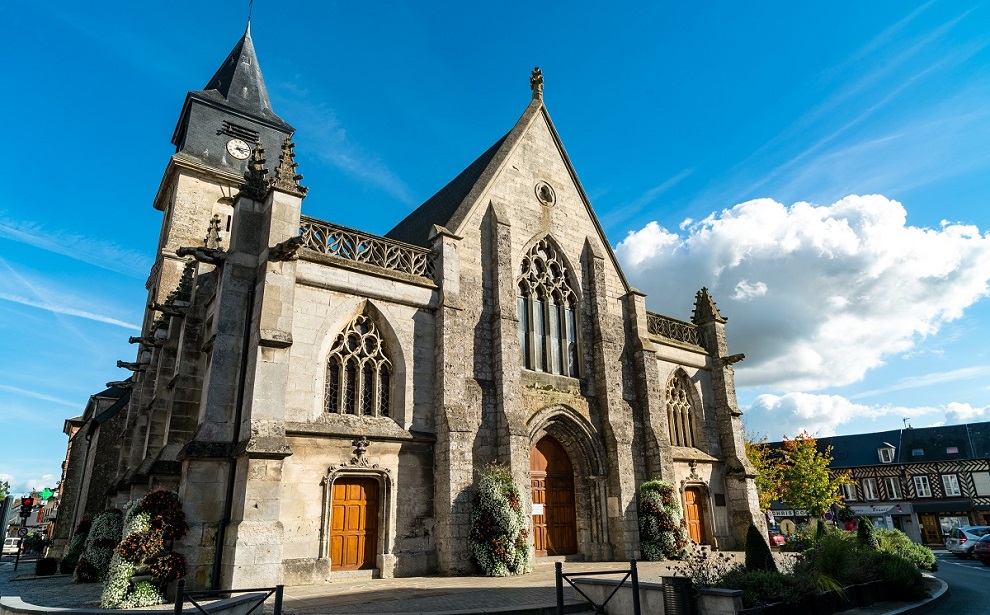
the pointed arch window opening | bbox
[667,371,698,448]
[517,238,579,378]
[325,314,393,419]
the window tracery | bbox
[517,238,579,377]
[325,314,392,418]
[666,370,697,448]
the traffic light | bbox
[19,497,33,518]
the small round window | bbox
[535,181,556,206]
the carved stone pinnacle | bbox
[272,138,308,197]
[530,67,544,100]
[239,142,269,201]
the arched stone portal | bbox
[530,436,578,556]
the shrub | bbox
[745,524,777,572]
[61,524,89,574]
[120,581,164,608]
[876,529,936,571]
[794,531,863,587]
[469,464,529,577]
[638,479,688,560]
[73,558,100,583]
[138,489,189,541]
[148,552,187,582]
[870,551,925,599]
[716,568,799,607]
[21,533,50,553]
[76,509,123,581]
[35,557,58,576]
[857,517,878,550]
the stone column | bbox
[626,289,674,481]
[220,179,303,588]
[692,288,764,548]
[486,204,532,507]
[583,239,639,558]
[430,225,477,575]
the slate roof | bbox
[192,24,291,130]
[767,421,990,467]
[386,135,508,247]
[817,429,902,468]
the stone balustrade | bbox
[299,216,435,280]
[646,312,706,348]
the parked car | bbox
[2,537,21,555]
[768,527,786,547]
[973,534,990,566]
[945,526,990,557]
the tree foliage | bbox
[0,479,9,501]
[745,434,784,513]
[779,431,850,518]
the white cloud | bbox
[273,87,416,206]
[0,472,58,498]
[745,392,979,438]
[0,292,140,331]
[616,195,990,390]
[0,214,151,277]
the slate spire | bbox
[202,22,275,117]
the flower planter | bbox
[812,591,836,615]
[837,586,856,611]
[858,581,878,606]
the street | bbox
[927,551,990,615]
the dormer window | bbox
[878,444,895,463]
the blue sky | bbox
[1,1,989,496]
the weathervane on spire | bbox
[530,67,544,100]
[247,0,254,29]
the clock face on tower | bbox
[226,138,251,160]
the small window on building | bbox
[946,446,959,454]
[913,475,932,498]
[841,483,857,501]
[884,476,902,499]
[911,449,924,457]
[862,478,879,500]
[942,474,962,497]
[973,472,990,497]
[878,447,895,463]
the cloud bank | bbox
[616,194,990,391]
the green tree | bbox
[745,434,784,513]
[779,431,850,518]
[0,479,9,500]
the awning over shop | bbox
[911,500,972,514]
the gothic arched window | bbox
[325,314,392,418]
[666,370,697,448]
[517,238,579,377]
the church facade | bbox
[56,27,763,589]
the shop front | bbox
[912,500,975,546]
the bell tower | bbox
[148,23,293,317]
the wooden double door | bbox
[531,436,578,556]
[329,478,379,570]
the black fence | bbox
[172,579,283,615]
[555,560,641,615]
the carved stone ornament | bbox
[535,180,556,206]
[351,436,371,465]
[530,67,544,100]
[269,235,305,262]
[238,142,269,201]
[105,379,134,389]
[176,245,226,266]
[116,360,147,372]
[688,460,700,481]
[272,138,308,197]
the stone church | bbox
[55,25,763,589]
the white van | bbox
[2,537,21,555]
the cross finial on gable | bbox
[530,67,544,100]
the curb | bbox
[324,601,591,615]
[880,575,949,615]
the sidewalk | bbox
[0,554,948,614]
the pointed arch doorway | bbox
[530,436,578,556]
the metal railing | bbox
[555,560,641,615]
[299,216,435,280]
[172,579,283,615]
